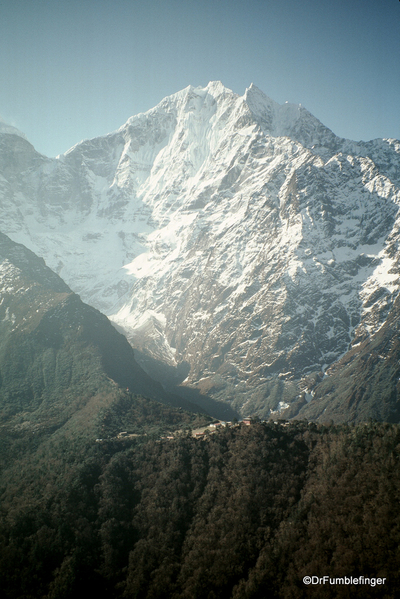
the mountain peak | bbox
[204,80,233,96]
[242,83,338,148]
[2,82,400,423]
[244,82,276,104]
[0,116,28,141]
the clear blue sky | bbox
[0,0,399,157]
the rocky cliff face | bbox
[1,82,400,419]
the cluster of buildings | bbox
[97,417,292,445]
[192,417,255,438]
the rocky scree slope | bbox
[1,82,400,420]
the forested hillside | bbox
[1,420,399,598]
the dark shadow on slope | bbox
[132,348,241,421]
[74,303,206,415]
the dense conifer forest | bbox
[1,414,399,598]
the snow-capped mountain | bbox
[1,82,400,419]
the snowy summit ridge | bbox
[0,116,28,140]
[1,82,400,418]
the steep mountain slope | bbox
[0,232,203,447]
[289,293,400,423]
[1,82,400,419]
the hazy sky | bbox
[0,0,399,157]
